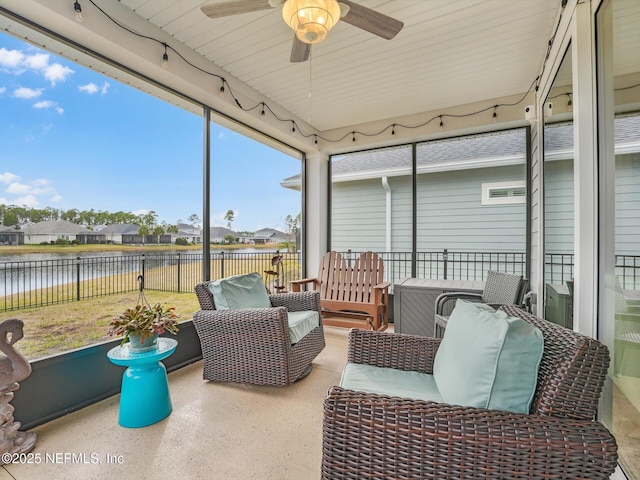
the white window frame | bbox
[481,181,526,205]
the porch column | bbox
[304,151,330,277]
[572,2,597,338]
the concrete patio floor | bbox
[2,326,351,480]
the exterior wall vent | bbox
[482,181,526,205]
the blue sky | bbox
[0,32,301,232]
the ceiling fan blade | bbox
[339,0,403,40]
[290,36,311,63]
[201,0,276,19]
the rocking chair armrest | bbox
[289,277,319,292]
[372,281,391,291]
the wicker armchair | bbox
[322,305,618,479]
[193,281,325,385]
[434,270,527,337]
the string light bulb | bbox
[73,1,83,22]
[161,43,168,69]
[567,93,573,111]
[391,124,396,135]
[492,106,498,123]
[439,116,444,129]
[219,79,225,96]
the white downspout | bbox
[381,176,392,251]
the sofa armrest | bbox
[322,387,618,480]
[269,290,321,313]
[347,329,441,374]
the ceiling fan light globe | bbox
[282,0,341,44]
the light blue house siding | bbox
[331,163,527,253]
[544,158,575,255]
[615,153,640,256]
[331,178,387,252]
[416,164,526,252]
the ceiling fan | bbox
[200,0,404,63]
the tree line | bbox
[0,205,201,234]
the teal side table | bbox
[107,338,178,428]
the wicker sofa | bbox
[194,281,325,385]
[322,305,618,479]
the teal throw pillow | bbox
[207,272,271,310]
[432,300,543,414]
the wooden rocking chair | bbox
[290,251,390,331]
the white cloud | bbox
[6,180,54,196]
[79,81,110,95]
[13,87,43,99]
[6,182,32,195]
[14,195,38,208]
[0,197,9,205]
[33,100,64,114]
[132,209,150,216]
[1,176,58,207]
[0,172,20,184]
[44,63,74,86]
[79,82,98,94]
[0,86,5,94]
[22,52,49,70]
[0,48,24,69]
[0,48,74,85]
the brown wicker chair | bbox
[322,305,618,479]
[193,281,325,385]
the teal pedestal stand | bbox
[107,338,177,428]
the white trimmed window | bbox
[481,181,526,205]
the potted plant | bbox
[107,303,179,352]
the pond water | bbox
[0,248,284,296]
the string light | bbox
[218,78,225,96]
[80,0,590,146]
[73,1,83,22]
[492,106,498,123]
[161,43,168,69]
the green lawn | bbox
[0,290,200,360]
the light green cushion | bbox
[207,272,271,310]
[432,300,543,413]
[340,363,443,403]
[287,311,319,344]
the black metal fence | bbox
[2,250,639,311]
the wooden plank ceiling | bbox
[118,0,562,132]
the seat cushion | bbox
[340,363,443,403]
[207,272,271,310]
[287,310,320,344]
[433,300,543,413]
